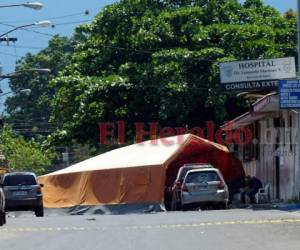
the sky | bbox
[0,0,115,96]
[245,0,296,12]
[0,0,297,99]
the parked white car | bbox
[171,163,214,210]
[181,167,229,210]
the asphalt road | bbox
[1,209,300,250]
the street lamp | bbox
[0,20,51,38]
[0,89,31,98]
[0,68,51,93]
[0,68,51,80]
[0,2,43,10]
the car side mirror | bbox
[40,184,44,188]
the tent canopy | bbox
[39,134,244,208]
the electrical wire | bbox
[0,38,184,56]
[0,18,92,37]
[0,10,92,37]
[0,44,44,50]
[0,43,221,61]
[51,19,93,27]
[23,19,93,29]
[0,51,22,58]
[3,11,91,24]
[0,22,55,37]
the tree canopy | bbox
[7,0,298,146]
[5,35,76,139]
[0,127,54,175]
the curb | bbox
[231,203,300,211]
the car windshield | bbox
[178,165,211,181]
[2,175,37,186]
[185,171,220,183]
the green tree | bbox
[0,127,54,175]
[5,35,76,139]
[49,0,297,145]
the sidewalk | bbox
[232,202,300,211]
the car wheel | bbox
[182,204,189,211]
[0,212,4,226]
[176,202,182,211]
[3,212,6,224]
[219,202,229,210]
[35,206,44,217]
[171,196,177,211]
[171,196,181,211]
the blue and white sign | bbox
[279,79,300,108]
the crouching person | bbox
[241,175,262,204]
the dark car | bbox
[0,185,5,226]
[1,172,44,217]
[171,163,214,210]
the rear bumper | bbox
[5,196,43,211]
[181,190,229,205]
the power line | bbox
[51,19,93,27]
[3,11,91,24]
[46,10,91,21]
[0,43,222,60]
[25,19,93,29]
[0,19,92,37]
[0,39,154,55]
[0,44,44,50]
[0,51,22,58]
[0,22,55,37]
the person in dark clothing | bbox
[241,175,263,204]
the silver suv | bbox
[1,172,44,217]
[171,163,214,210]
[0,186,5,226]
[181,168,229,210]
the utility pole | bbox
[297,0,300,200]
[0,37,17,46]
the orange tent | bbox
[38,134,244,208]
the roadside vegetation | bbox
[2,0,298,170]
[0,127,54,175]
